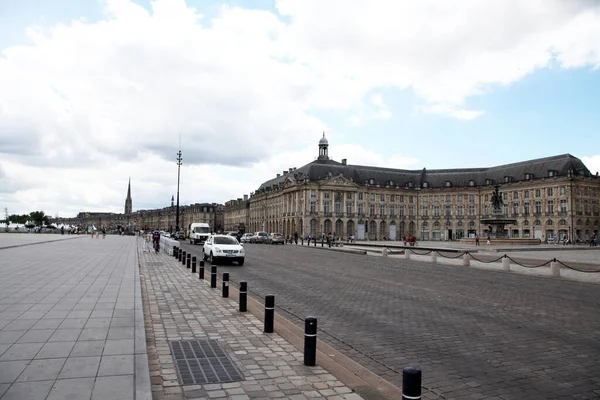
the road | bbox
[178,241,600,399]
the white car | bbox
[203,235,245,265]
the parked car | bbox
[250,231,268,243]
[240,233,253,243]
[174,231,185,240]
[266,233,285,245]
[226,231,242,242]
[202,235,245,265]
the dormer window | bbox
[445,181,452,187]
[548,170,557,177]
[422,182,429,188]
[524,173,533,180]
[485,179,492,185]
[504,176,512,183]
[406,182,413,188]
[369,178,375,185]
[468,180,475,187]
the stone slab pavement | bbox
[0,234,150,400]
[141,240,366,400]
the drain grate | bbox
[170,339,244,385]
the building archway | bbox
[379,221,387,239]
[335,219,343,237]
[310,219,317,236]
[324,219,332,235]
[347,220,355,238]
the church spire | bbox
[317,132,329,160]
[124,178,132,215]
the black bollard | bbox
[402,366,422,400]
[178,248,182,262]
[173,246,178,258]
[186,253,191,268]
[199,260,205,279]
[314,238,316,247]
[301,237,304,245]
[181,251,187,266]
[304,316,317,366]
[239,281,247,312]
[321,239,324,247]
[264,294,274,333]
[191,256,196,273]
[210,265,217,288]
[222,273,229,298]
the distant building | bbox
[247,135,600,242]
[223,195,249,233]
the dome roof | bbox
[319,136,328,146]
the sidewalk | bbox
[140,242,366,400]
[0,235,150,400]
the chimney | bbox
[277,173,280,177]
[283,171,288,175]
[342,159,347,165]
[293,167,297,171]
[243,194,248,201]
[289,168,293,173]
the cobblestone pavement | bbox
[0,232,81,249]
[179,241,600,400]
[140,244,364,400]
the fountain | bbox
[480,185,517,238]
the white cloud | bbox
[1,0,599,216]
[582,155,600,177]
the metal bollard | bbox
[199,260,205,279]
[314,238,316,247]
[182,251,187,266]
[186,253,191,268]
[430,252,437,263]
[239,281,247,312]
[301,237,304,245]
[402,366,422,400]
[404,249,410,259]
[264,294,274,333]
[210,265,217,288]
[502,255,510,271]
[178,249,182,262]
[222,273,229,297]
[173,246,178,258]
[321,239,324,247]
[304,316,317,366]
[462,253,470,267]
[191,256,197,273]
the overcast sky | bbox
[1,0,600,218]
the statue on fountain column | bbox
[491,185,503,212]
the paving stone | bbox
[0,360,29,383]
[35,341,75,359]
[0,342,44,361]
[47,377,95,400]
[1,380,54,400]
[17,358,66,382]
[92,375,134,400]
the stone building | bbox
[248,136,600,242]
[223,196,249,233]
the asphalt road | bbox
[179,241,600,400]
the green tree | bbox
[29,211,50,227]
[8,214,29,224]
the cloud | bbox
[582,155,600,176]
[1,0,599,216]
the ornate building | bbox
[248,136,600,242]
[223,196,249,233]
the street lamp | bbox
[175,149,182,233]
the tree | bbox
[29,211,50,227]
[8,214,29,224]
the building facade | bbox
[223,196,249,233]
[248,137,600,242]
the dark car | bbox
[226,231,242,242]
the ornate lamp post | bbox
[175,149,182,233]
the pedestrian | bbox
[475,234,480,246]
[143,232,151,252]
[294,231,298,244]
[486,236,491,246]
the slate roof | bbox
[256,153,594,193]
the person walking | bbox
[143,232,151,252]
[475,234,480,246]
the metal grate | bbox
[170,339,244,385]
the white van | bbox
[189,223,211,244]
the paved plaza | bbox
[0,233,150,400]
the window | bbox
[399,205,405,217]
[445,205,451,217]
[547,200,554,214]
[535,189,541,198]
[390,194,395,202]
[560,186,566,196]
[513,202,519,216]
[468,205,475,216]
[380,194,385,202]
[409,196,414,203]
[434,205,440,217]
[457,195,463,202]
[535,201,542,215]
[346,202,353,214]
[422,205,428,217]
[547,188,553,196]
[446,195,451,203]
[324,201,330,214]
[399,195,404,202]
[445,181,452,187]
[369,204,375,216]
[409,205,414,217]
[358,192,363,200]
[214,236,238,245]
[433,195,439,203]
[548,170,555,177]
[513,191,519,200]
[324,192,330,199]
[469,180,475,187]
[346,192,353,200]
[469,195,475,203]
[380,204,386,217]
[560,200,567,215]
[524,202,530,216]
[423,182,429,188]
[423,196,429,204]
[358,203,364,215]
[370,194,375,202]
[334,200,341,214]
[390,204,396,216]
[524,190,530,199]
[584,200,589,214]
[310,201,316,213]
[457,205,463,216]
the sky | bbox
[1,0,600,218]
